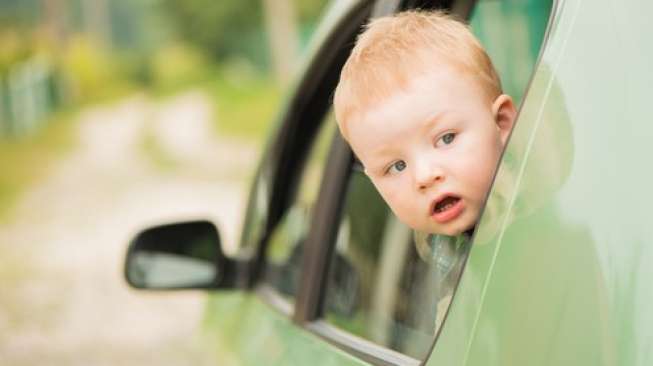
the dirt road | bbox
[0,91,259,365]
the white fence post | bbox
[4,58,54,138]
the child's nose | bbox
[415,163,444,191]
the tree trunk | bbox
[82,0,112,47]
[42,0,67,48]
[261,0,299,86]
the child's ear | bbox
[491,94,517,146]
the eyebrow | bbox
[374,112,448,154]
[422,111,449,132]
[367,111,451,174]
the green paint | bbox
[203,292,368,366]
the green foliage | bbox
[295,0,330,26]
[201,61,281,143]
[0,0,39,32]
[148,43,209,95]
[60,35,135,102]
[159,0,265,64]
[0,31,31,74]
[158,0,331,69]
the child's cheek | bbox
[381,179,400,198]
[376,178,404,203]
[466,159,493,190]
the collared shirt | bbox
[413,230,472,331]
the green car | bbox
[123,0,653,365]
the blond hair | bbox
[334,10,502,138]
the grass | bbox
[0,108,77,222]
[148,62,283,144]
[202,69,282,144]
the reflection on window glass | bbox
[263,112,337,303]
[323,170,470,359]
[470,0,553,104]
[296,0,333,50]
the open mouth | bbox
[431,195,464,223]
[434,196,460,213]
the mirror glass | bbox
[126,220,222,289]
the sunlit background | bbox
[0,0,329,364]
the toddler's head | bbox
[334,10,517,236]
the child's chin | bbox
[437,228,464,236]
[429,222,472,237]
[410,219,468,236]
[418,226,456,237]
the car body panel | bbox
[203,291,369,366]
[429,0,653,365]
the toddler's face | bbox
[345,68,515,235]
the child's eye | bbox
[386,160,407,175]
[436,132,456,147]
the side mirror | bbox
[124,220,239,290]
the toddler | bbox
[333,10,516,238]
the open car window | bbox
[317,0,554,361]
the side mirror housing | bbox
[124,220,239,290]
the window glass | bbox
[470,0,554,104]
[321,0,553,360]
[262,112,336,303]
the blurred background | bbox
[0,0,330,364]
